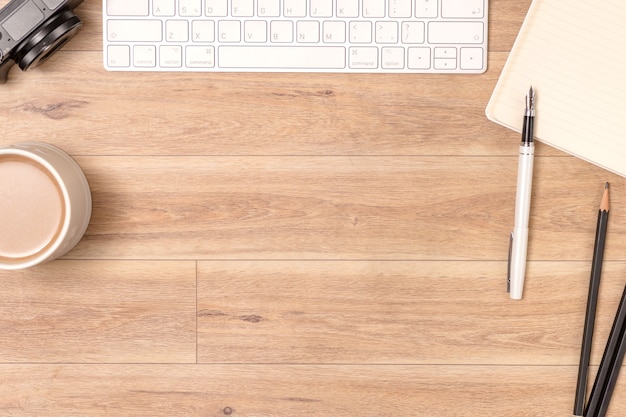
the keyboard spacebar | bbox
[218,46,346,69]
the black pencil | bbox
[574,183,610,415]
[585,284,626,417]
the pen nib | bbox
[526,86,535,112]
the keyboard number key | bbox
[186,46,215,67]
[349,47,378,69]
[407,47,431,69]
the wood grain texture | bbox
[0,364,619,417]
[2,0,626,415]
[64,155,625,261]
[197,260,626,365]
[0,261,196,363]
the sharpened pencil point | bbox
[601,182,610,212]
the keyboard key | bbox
[245,21,268,42]
[349,47,378,69]
[350,21,373,43]
[160,46,183,67]
[153,0,176,16]
[382,47,405,69]
[134,45,157,67]
[415,0,438,18]
[107,0,149,16]
[337,0,359,18]
[107,20,162,42]
[192,20,216,42]
[376,22,398,44]
[297,21,320,43]
[434,57,456,70]
[363,0,385,18]
[407,47,431,69]
[323,21,346,43]
[401,22,425,43]
[233,0,254,17]
[218,21,241,42]
[271,21,293,43]
[218,46,346,69]
[460,47,483,70]
[180,0,202,16]
[441,0,484,19]
[388,0,411,18]
[310,0,333,17]
[186,46,215,67]
[166,20,189,42]
[107,45,130,67]
[284,0,307,17]
[428,21,483,44]
[257,0,279,16]
[206,0,228,16]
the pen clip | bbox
[507,232,513,293]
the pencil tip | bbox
[601,182,610,211]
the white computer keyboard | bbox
[103,0,488,73]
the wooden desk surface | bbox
[2,1,626,415]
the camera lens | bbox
[15,10,82,71]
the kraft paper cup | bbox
[0,142,92,270]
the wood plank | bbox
[198,260,626,365]
[0,364,614,417]
[0,261,196,363]
[2,52,568,158]
[65,155,622,261]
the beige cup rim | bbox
[0,147,72,268]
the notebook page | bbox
[486,0,626,177]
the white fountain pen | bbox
[508,86,535,300]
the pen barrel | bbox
[510,144,535,300]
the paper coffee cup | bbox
[0,142,92,270]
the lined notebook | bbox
[486,0,626,177]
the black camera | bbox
[0,0,84,84]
